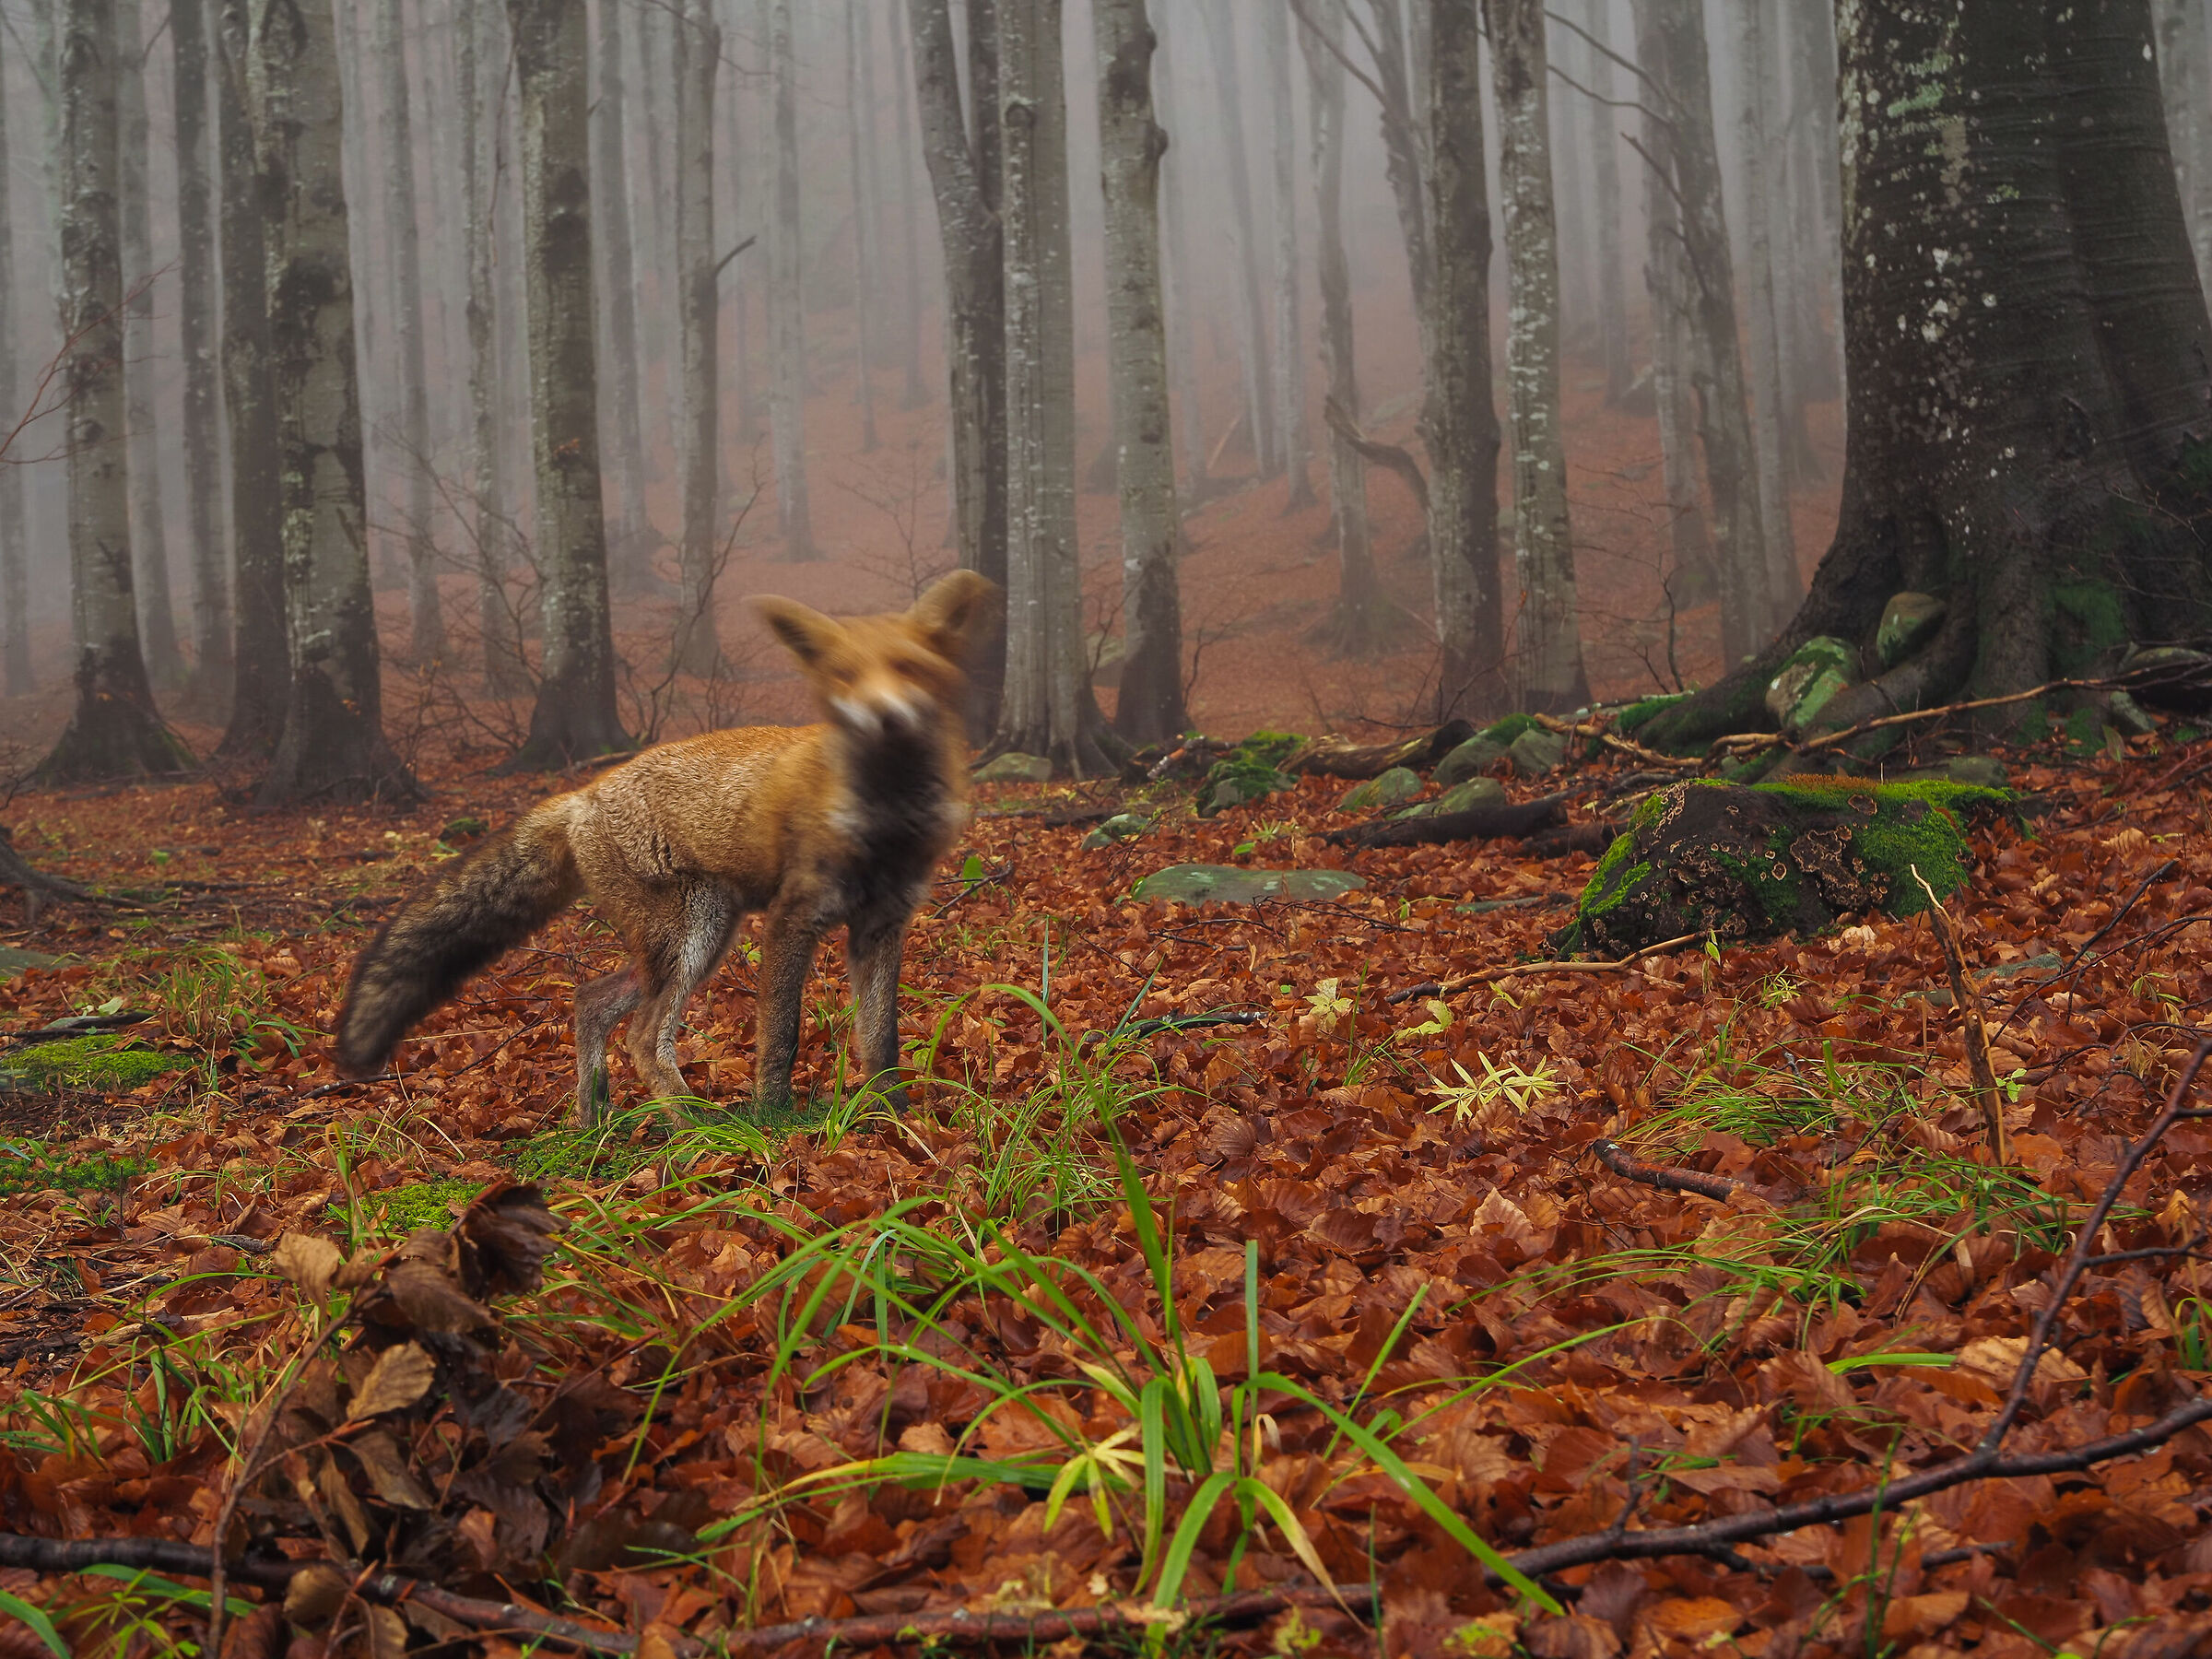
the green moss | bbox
[367,1180,477,1234]
[1236,730,1305,768]
[1480,713,1538,746]
[1,1035,191,1092]
[1749,777,2006,912]
[2051,580,2129,677]
[1616,693,1690,733]
[0,1137,150,1197]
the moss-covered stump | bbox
[1569,778,2008,955]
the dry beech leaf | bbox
[283,1563,349,1627]
[348,1342,436,1419]
[271,1232,345,1300]
[1958,1335,2088,1386]
[363,1605,410,1659]
[346,1428,434,1507]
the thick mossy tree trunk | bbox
[1095,0,1186,747]
[38,0,192,786]
[505,0,630,771]
[909,0,1008,735]
[212,0,287,759]
[251,0,416,806]
[1644,0,2212,754]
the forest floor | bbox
[0,714,2207,1657]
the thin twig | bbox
[1385,932,1704,1005]
[1911,867,2008,1164]
[1590,1137,1741,1202]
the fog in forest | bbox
[1,0,2208,789]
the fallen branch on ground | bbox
[1384,931,1705,1004]
[1530,712,1693,771]
[1589,1137,1742,1202]
[1290,721,1473,779]
[1325,794,1571,849]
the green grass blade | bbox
[0,1589,68,1658]
[1150,1469,1238,1611]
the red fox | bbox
[335,571,998,1124]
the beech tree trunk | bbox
[1485,0,1588,712]
[995,0,1109,774]
[888,5,927,410]
[462,0,524,695]
[1422,0,1505,719]
[38,0,189,784]
[1259,3,1312,511]
[909,0,1007,730]
[211,0,286,758]
[2155,0,2212,292]
[768,0,817,559]
[0,19,31,698]
[117,0,181,692]
[1636,0,1772,666]
[251,0,414,806]
[1197,1,1276,476]
[672,0,723,677]
[846,0,879,452]
[1301,0,1396,659]
[1583,0,1631,406]
[172,0,229,709]
[376,0,442,663]
[591,0,651,588]
[1645,0,2212,753]
[1733,0,1801,621]
[1095,0,1185,746]
[505,0,629,770]
[1152,10,1210,494]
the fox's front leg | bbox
[848,914,910,1111]
[754,897,825,1114]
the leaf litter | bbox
[0,734,2206,1657]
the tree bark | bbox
[37,0,190,785]
[2155,0,2212,293]
[117,0,182,692]
[768,0,816,559]
[1095,0,1186,746]
[1421,0,1505,719]
[172,0,229,710]
[1583,0,1631,405]
[504,0,630,770]
[909,0,1007,730]
[1352,0,1430,325]
[250,0,415,806]
[463,0,525,696]
[1643,0,2212,754]
[1636,0,1771,666]
[375,0,442,664]
[1300,0,1398,659]
[591,0,652,589]
[1152,9,1210,495]
[0,18,33,698]
[995,0,1109,774]
[846,0,880,453]
[1259,3,1312,511]
[1733,0,1801,622]
[1485,0,1589,712]
[211,0,286,759]
[888,4,928,411]
[675,0,723,676]
[1197,1,1277,476]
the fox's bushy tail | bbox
[335,800,583,1077]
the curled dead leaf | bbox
[348,1342,436,1419]
[270,1232,344,1301]
[1958,1335,2088,1386]
[283,1562,349,1627]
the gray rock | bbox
[1877,593,1947,668]
[1506,726,1568,776]
[975,751,1053,784]
[1338,766,1423,812]
[2107,690,2157,736]
[1398,777,1510,818]
[1134,865,1368,904]
[1942,755,2009,789]
[1433,735,1508,786]
[0,947,66,982]
[1081,813,1151,850]
[1764,636,1858,731]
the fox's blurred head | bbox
[752,571,1001,739]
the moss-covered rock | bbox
[1433,735,1509,785]
[976,752,1053,784]
[1877,593,1947,668]
[1568,777,2008,955]
[1338,767,1423,812]
[1764,636,1859,731]
[1081,812,1152,849]
[0,1035,191,1093]
[1616,693,1691,733]
[1506,727,1568,776]
[1135,865,1368,904]
[1394,777,1507,819]
[1196,733,1307,816]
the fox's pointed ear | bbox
[908,571,1002,664]
[753,595,849,666]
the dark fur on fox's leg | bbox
[849,916,911,1112]
[574,969,640,1128]
[754,897,825,1115]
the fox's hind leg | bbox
[573,969,641,1129]
[848,912,911,1112]
[626,885,740,1123]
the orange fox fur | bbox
[335,571,998,1123]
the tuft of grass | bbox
[0,1137,150,1198]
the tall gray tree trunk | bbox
[675,0,724,675]
[172,0,229,709]
[632,0,679,483]
[1152,10,1209,493]
[39,0,188,783]
[251,0,414,806]
[1095,0,1184,745]
[506,0,629,769]
[211,0,286,757]
[377,0,442,663]
[1422,0,1505,719]
[1197,1,1277,476]
[1301,0,1396,658]
[909,0,1006,728]
[592,0,651,590]
[1637,0,1771,667]
[846,0,879,452]
[462,0,524,696]
[1636,11,1712,600]
[2156,0,2212,292]
[0,18,33,697]
[1259,3,1312,511]
[117,0,182,690]
[768,0,817,558]
[1352,0,1430,324]
[1583,0,1631,405]
[1484,0,1588,711]
[995,0,1107,772]
[1734,0,1800,622]
[889,4,928,409]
